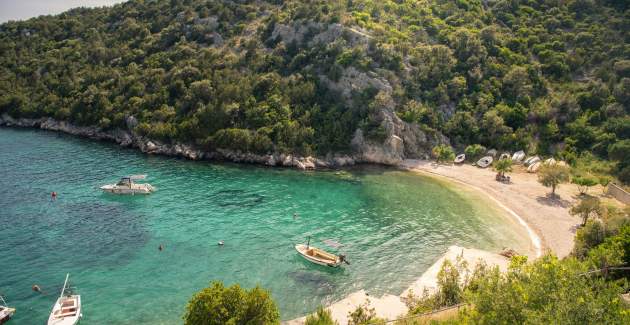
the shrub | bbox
[305,307,338,325]
[571,175,598,194]
[464,144,486,162]
[183,281,279,325]
[432,145,455,164]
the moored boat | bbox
[100,174,155,194]
[48,274,81,325]
[476,156,493,168]
[0,296,15,325]
[295,238,348,267]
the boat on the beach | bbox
[295,237,348,267]
[524,156,540,167]
[454,154,465,164]
[527,161,542,173]
[100,174,155,194]
[48,274,81,325]
[0,295,15,325]
[476,156,493,168]
[499,153,510,160]
[512,150,526,162]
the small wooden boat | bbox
[0,296,15,325]
[527,161,542,173]
[295,238,348,267]
[524,156,540,167]
[454,154,465,164]
[48,274,81,325]
[512,150,526,162]
[499,153,510,160]
[476,156,493,168]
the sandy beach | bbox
[286,159,588,324]
[400,159,583,258]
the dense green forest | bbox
[0,0,628,181]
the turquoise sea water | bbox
[0,127,531,324]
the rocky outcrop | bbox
[351,109,448,165]
[1,112,445,169]
[270,22,370,48]
[0,114,357,169]
[319,67,393,104]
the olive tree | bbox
[537,164,570,196]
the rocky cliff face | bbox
[1,111,445,169]
[351,108,447,165]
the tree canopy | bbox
[0,0,628,182]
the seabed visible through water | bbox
[0,127,531,323]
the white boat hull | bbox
[295,244,342,267]
[48,295,81,325]
[0,306,15,324]
[100,184,154,194]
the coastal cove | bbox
[0,127,532,323]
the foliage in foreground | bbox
[305,307,338,325]
[184,281,279,325]
[403,222,630,324]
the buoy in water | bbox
[159,244,164,251]
[218,240,224,246]
[32,284,41,293]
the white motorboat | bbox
[100,174,155,194]
[0,296,15,325]
[476,156,494,168]
[295,238,348,268]
[48,274,81,325]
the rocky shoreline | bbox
[0,114,371,170]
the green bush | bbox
[464,144,486,162]
[183,281,279,325]
[432,145,455,164]
[305,307,338,325]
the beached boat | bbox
[476,156,493,168]
[486,149,498,157]
[100,174,155,194]
[544,158,557,166]
[512,150,526,162]
[48,274,81,325]
[527,161,542,173]
[295,238,347,267]
[499,153,510,160]
[0,296,15,325]
[524,156,540,167]
[454,154,465,164]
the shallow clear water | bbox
[0,127,531,323]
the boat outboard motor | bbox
[339,254,350,265]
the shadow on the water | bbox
[209,189,266,208]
